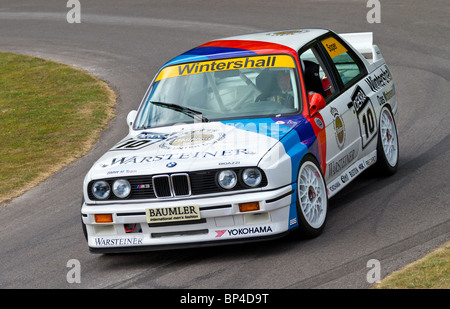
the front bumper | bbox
[81,184,295,253]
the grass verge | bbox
[373,241,449,289]
[0,52,115,204]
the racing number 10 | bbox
[358,101,377,149]
[362,107,375,140]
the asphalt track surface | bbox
[0,0,449,289]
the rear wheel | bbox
[377,107,399,175]
[295,155,328,238]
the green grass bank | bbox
[0,52,115,204]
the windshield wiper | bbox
[151,101,209,123]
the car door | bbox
[300,35,367,189]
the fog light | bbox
[95,214,113,223]
[239,202,260,212]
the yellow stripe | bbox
[155,55,296,81]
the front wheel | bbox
[294,155,328,238]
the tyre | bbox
[294,155,328,238]
[376,106,399,176]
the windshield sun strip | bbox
[134,53,302,130]
[155,54,297,82]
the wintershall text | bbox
[155,55,296,81]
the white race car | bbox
[81,29,399,253]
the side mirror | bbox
[308,92,326,116]
[126,110,137,131]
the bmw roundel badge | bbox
[166,162,177,168]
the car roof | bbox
[220,28,330,50]
[162,28,330,68]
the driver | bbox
[271,70,294,106]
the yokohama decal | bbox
[215,225,273,238]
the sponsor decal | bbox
[351,85,370,114]
[112,130,226,151]
[364,65,392,92]
[330,107,346,150]
[378,83,396,106]
[328,149,357,178]
[340,173,349,183]
[146,205,200,223]
[106,169,138,175]
[365,155,376,167]
[287,119,297,125]
[218,161,240,166]
[160,129,226,150]
[321,37,348,59]
[268,30,309,36]
[94,237,143,246]
[377,94,386,105]
[214,225,273,238]
[215,230,227,238]
[137,132,169,140]
[100,148,255,168]
[328,180,341,192]
[156,55,296,81]
[349,167,359,178]
[327,152,377,197]
[314,117,324,129]
[384,83,396,101]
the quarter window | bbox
[321,36,364,87]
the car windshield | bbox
[135,54,300,129]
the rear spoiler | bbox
[339,32,384,65]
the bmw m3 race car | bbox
[81,28,399,253]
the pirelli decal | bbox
[155,55,296,81]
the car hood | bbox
[88,120,295,180]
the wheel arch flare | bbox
[259,115,325,230]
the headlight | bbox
[217,170,237,190]
[92,181,110,200]
[242,168,262,187]
[112,179,131,198]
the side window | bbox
[321,36,365,87]
[299,47,335,100]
